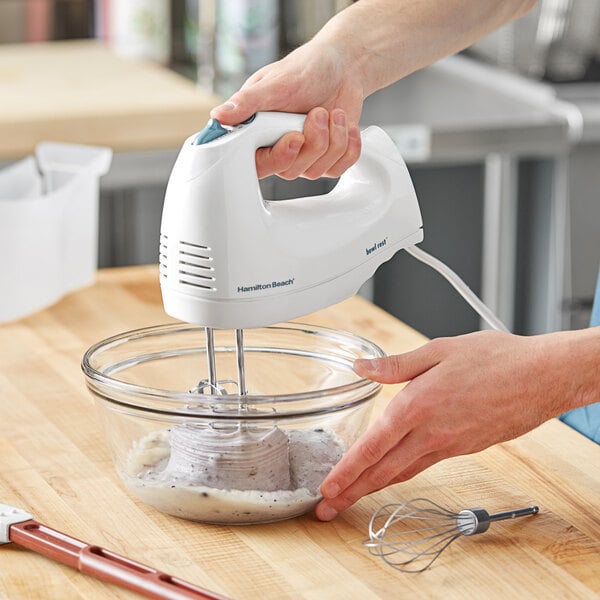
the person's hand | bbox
[315,329,581,521]
[210,43,364,180]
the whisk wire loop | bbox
[364,497,539,573]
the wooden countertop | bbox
[1,266,599,599]
[0,41,220,160]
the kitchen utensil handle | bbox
[489,506,539,522]
[10,520,230,600]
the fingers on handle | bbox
[302,109,360,180]
[263,109,361,181]
[276,107,331,180]
[326,125,361,178]
[255,133,304,179]
[210,102,362,181]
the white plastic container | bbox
[0,143,112,322]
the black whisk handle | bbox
[489,505,539,522]
[460,505,539,536]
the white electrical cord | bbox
[405,245,509,333]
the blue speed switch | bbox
[193,118,229,145]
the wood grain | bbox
[0,265,599,599]
[0,41,221,159]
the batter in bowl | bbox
[122,425,344,524]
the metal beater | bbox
[188,327,247,397]
[365,497,539,573]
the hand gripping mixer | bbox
[160,111,423,386]
[158,112,423,488]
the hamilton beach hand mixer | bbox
[157,111,424,481]
[159,111,424,393]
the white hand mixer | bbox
[159,111,424,396]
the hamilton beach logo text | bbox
[237,278,295,293]
[366,237,388,256]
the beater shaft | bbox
[204,327,218,391]
[199,327,247,397]
[235,329,247,396]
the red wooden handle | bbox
[10,520,230,600]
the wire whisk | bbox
[364,497,539,573]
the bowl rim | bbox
[81,322,386,418]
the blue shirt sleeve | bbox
[559,268,600,443]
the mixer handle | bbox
[237,112,307,149]
[193,111,404,182]
[190,110,411,214]
[230,112,406,196]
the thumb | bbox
[354,346,439,384]
[210,86,268,126]
[210,100,253,126]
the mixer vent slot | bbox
[177,240,216,290]
[159,233,169,279]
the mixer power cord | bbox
[405,245,509,333]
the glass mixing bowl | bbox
[82,322,384,525]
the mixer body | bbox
[159,112,423,329]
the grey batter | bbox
[122,425,344,524]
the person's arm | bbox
[313,0,535,97]
[211,0,536,179]
[314,326,600,521]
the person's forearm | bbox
[313,0,536,97]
